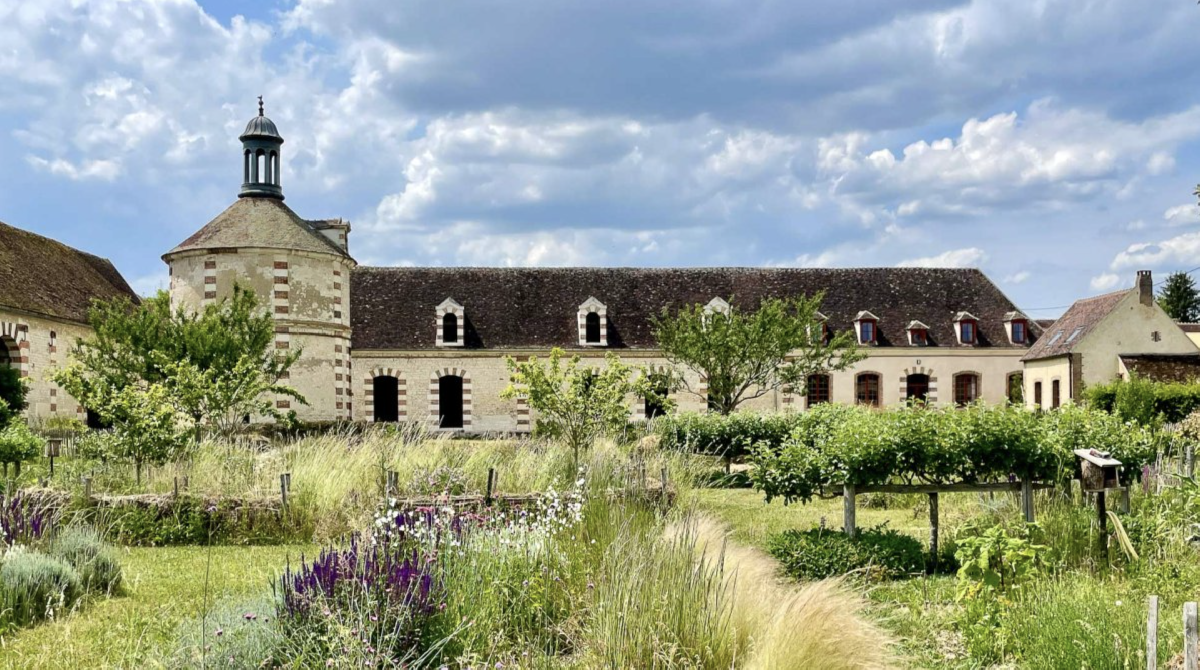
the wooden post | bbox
[1186,601,1198,670]
[1187,443,1196,479]
[1021,478,1035,523]
[1096,490,1108,556]
[485,468,496,505]
[386,470,398,497]
[843,483,856,538]
[83,476,92,500]
[661,466,669,489]
[284,472,292,491]
[280,473,288,508]
[1120,483,1131,515]
[173,476,179,498]
[1147,595,1158,670]
[181,475,189,492]
[928,491,939,573]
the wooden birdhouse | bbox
[1074,449,1121,492]
[44,438,61,459]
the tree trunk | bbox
[136,460,142,487]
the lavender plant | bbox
[0,492,53,548]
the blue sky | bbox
[2,1,1200,318]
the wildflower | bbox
[244,612,256,621]
[215,628,224,637]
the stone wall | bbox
[168,247,354,422]
[0,308,93,421]
[351,348,1027,432]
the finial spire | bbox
[257,95,264,116]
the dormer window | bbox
[907,320,930,346]
[436,298,465,347]
[854,311,879,345]
[1004,311,1029,345]
[954,311,978,345]
[578,297,608,346]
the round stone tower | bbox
[163,99,356,422]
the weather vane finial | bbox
[257,95,264,116]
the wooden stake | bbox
[386,470,398,497]
[83,476,92,500]
[280,473,288,508]
[1021,478,1035,523]
[1186,601,1198,670]
[485,468,496,505]
[1096,490,1108,557]
[1120,483,1131,515]
[661,467,669,489]
[174,476,179,498]
[1147,595,1158,670]
[843,483,856,538]
[928,491,939,573]
[182,475,189,492]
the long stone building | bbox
[5,105,1053,430]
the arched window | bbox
[805,374,830,407]
[953,373,980,406]
[372,376,399,423]
[906,373,929,402]
[1051,379,1061,409]
[442,313,458,344]
[1034,381,1043,409]
[855,373,881,407]
[585,312,601,343]
[438,375,465,429]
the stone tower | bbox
[163,100,356,422]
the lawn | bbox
[0,544,313,669]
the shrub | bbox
[1083,377,1200,425]
[49,526,122,594]
[0,547,83,628]
[0,420,44,469]
[767,525,926,582]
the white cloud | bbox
[26,156,121,181]
[1003,270,1031,284]
[1090,273,1121,291]
[897,247,987,268]
[1163,204,1200,227]
[1110,232,1200,271]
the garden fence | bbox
[1146,596,1198,670]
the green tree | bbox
[651,295,864,414]
[1157,271,1200,322]
[57,285,303,437]
[502,349,659,462]
[0,419,43,477]
[0,367,27,427]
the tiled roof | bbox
[0,221,139,323]
[1119,354,1200,383]
[163,198,350,259]
[351,266,1039,351]
[1178,323,1200,333]
[1021,289,1127,361]
[1035,318,1058,330]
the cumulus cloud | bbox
[26,156,121,181]
[1110,233,1200,271]
[897,247,988,268]
[1090,273,1122,291]
[1004,271,1031,284]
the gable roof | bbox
[1021,289,1128,362]
[163,198,351,260]
[351,266,1039,351]
[0,220,139,324]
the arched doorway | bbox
[372,376,399,422]
[0,344,9,368]
[643,373,670,420]
[906,374,929,402]
[438,375,464,429]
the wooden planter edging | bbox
[839,480,1056,569]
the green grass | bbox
[0,544,312,669]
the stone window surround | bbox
[578,296,608,346]
[429,367,472,430]
[436,298,465,348]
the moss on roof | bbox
[0,220,139,323]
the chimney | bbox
[1137,270,1153,306]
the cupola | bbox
[239,96,285,200]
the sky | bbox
[2,1,1200,318]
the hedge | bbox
[748,403,1159,505]
[1081,377,1200,426]
[653,409,857,460]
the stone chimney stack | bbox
[1137,270,1153,306]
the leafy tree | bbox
[502,349,660,462]
[0,367,27,427]
[651,295,864,414]
[1157,271,1200,322]
[54,371,186,484]
[57,286,303,437]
